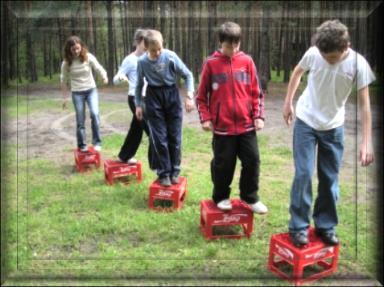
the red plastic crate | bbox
[104,159,142,185]
[74,146,101,172]
[148,176,187,211]
[268,227,339,286]
[200,199,254,240]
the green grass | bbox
[1,84,380,285]
[2,125,376,285]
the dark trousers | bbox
[211,131,260,204]
[145,85,182,179]
[118,96,156,170]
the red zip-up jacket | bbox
[196,50,265,135]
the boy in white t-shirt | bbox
[283,20,376,247]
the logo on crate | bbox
[275,243,294,260]
[113,166,132,174]
[305,247,334,260]
[155,189,173,198]
[213,213,248,224]
[83,155,95,161]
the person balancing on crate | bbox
[135,29,195,187]
[196,21,268,214]
[283,20,376,247]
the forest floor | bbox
[2,82,381,189]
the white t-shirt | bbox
[60,53,107,92]
[296,46,376,130]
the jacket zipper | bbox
[215,102,221,126]
[229,57,237,134]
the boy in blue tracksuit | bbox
[135,29,195,186]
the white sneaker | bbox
[127,158,137,164]
[248,201,268,214]
[80,146,88,152]
[94,145,101,152]
[217,199,232,211]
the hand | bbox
[359,141,374,166]
[135,106,143,121]
[254,119,264,131]
[283,101,294,126]
[118,74,128,82]
[184,98,194,113]
[202,121,212,131]
[103,77,108,84]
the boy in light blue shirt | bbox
[135,29,194,186]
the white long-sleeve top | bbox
[60,52,107,92]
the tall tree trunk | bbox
[259,4,271,91]
[91,1,98,55]
[282,2,291,83]
[123,1,130,53]
[106,1,114,85]
[119,1,127,56]
[49,33,52,79]
[43,32,48,77]
[1,0,9,87]
[208,1,218,54]
[25,1,37,82]
[85,0,94,53]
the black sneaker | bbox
[315,229,339,246]
[171,176,179,184]
[290,231,308,247]
[159,177,171,187]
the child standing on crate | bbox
[196,21,268,214]
[113,28,157,170]
[61,36,108,152]
[135,29,195,187]
[283,20,376,247]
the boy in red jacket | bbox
[196,22,268,214]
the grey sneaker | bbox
[94,145,101,152]
[217,199,232,211]
[290,231,309,247]
[171,176,179,184]
[159,177,172,187]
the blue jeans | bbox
[289,118,344,233]
[72,88,101,148]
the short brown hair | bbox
[312,20,350,53]
[218,22,241,44]
[143,29,163,49]
[133,28,147,47]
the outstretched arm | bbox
[358,86,374,166]
[283,65,305,126]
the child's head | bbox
[144,29,163,60]
[133,28,147,53]
[218,22,241,57]
[312,20,350,64]
[63,35,88,65]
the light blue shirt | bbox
[135,49,194,107]
[113,53,138,96]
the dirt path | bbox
[2,84,381,189]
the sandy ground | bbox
[2,84,381,186]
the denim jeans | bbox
[289,118,344,233]
[72,88,101,148]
